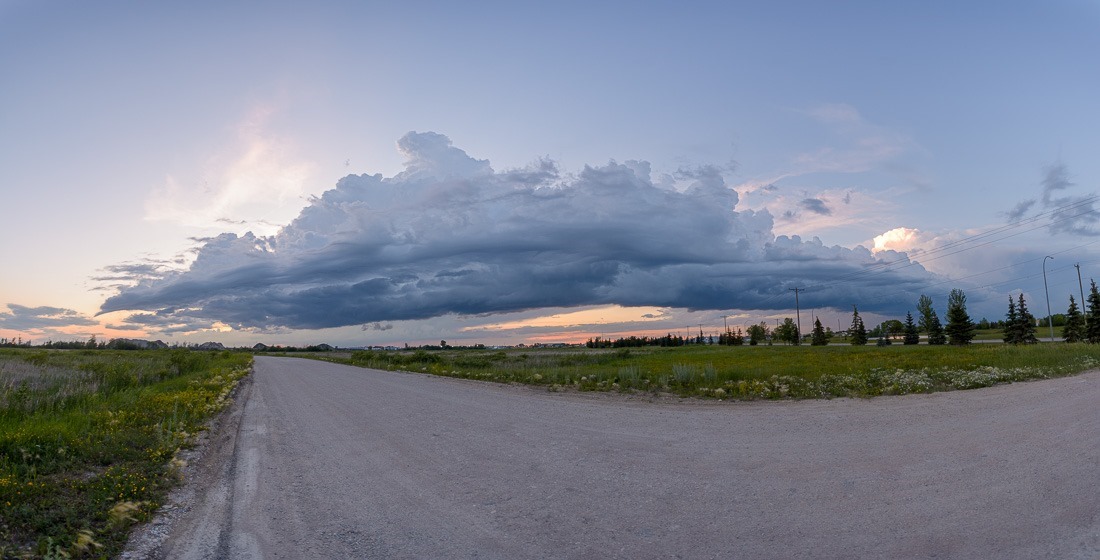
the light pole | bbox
[1043,255,1054,342]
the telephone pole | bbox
[789,287,803,340]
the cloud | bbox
[1005,199,1036,222]
[799,197,831,216]
[101,132,941,332]
[1006,162,1099,236]
[0,304,98,331]
[1041,162,1073,205]
[145,104,316,235]
[362,322,394,331]
[793,103,911,175]
[872,227,925,254]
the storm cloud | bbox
[101,132,938,331]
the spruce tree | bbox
[1063,295,1086,343]
[1086,280,1100,343]
[916,294,935,333]
[811,318,828,346]
[849,307,868,346]
[1015,293,1038,344]
[1003,296,1019,344]
[903,311,920,345]
[927,311,946,345]
[945,288,975,345]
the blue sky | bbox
[2,1,1098,346]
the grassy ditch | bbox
[0,348,251,559]
[310,343,1100,400]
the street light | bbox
[1043,255,1054,342]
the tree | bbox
[776,318,799,345]
[1002,296,1020,343]
[849,307,868,346]
[903,311,920,345]
[1087,280,1100,343]
[916,294,936,333]
[879,319,903,340]
[746,322,768,346]
[1014,293,1038,344]
[945,289,975,345]
[927,312,946,345]
[1063,295,1086,343]
[811,318,828,346]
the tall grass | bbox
[0,349,251,559]
[310,343,1100,399]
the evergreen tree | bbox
[849,307,868,346]
[1063,295,1086,343]
[1087,280,1100,343]
[903,311,920,345]
[1014,293,1038,344]
[927,311,946,345]
[811,317,828,346]
[945,289,975,345]
[1003,296,1020,344]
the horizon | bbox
[2,2,1098,348]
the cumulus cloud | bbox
[101,132,940,332]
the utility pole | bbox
[1043,256,1054,342]
[1076,263,1086,308]
[789,287,803,340]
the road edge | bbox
[119,367,255,559]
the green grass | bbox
[306,343,1100,400]
[0,348,251,559]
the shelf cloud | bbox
[100,132,939,332]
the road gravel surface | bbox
[132,356,1099,559]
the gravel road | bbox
[136,356,1099,559]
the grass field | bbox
[0,349,251,559]
[308,342,1100,400]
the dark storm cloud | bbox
[100,132,939,331]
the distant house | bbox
[253,343,270,352]
[195,342,226,351]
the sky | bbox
[2,0,1099,347]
